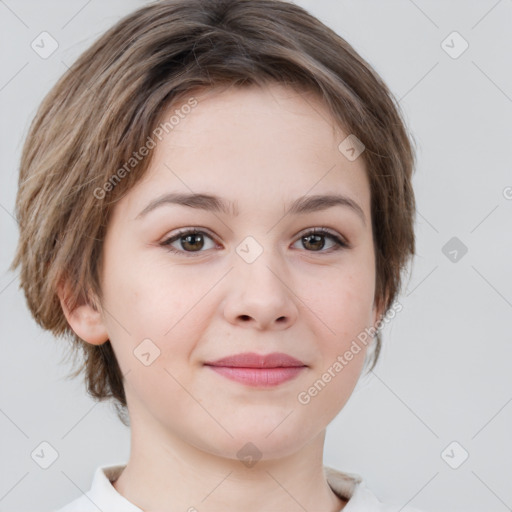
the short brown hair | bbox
[11,0,416,425]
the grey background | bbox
[1,1,511,511]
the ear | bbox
[57,278,109,345]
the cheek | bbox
[99,264,201,404]
[296,263,374,413]
[101,243,187,327]
[299,263,376,338]
[99,253,213,369]
[295,329,367,432]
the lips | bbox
[204,352,307,387]
[204,352,306,368]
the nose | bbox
[222,249,299,331]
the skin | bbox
[59,83,384,512]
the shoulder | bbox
[53,494,95,512]
[324,466,424,512]
[347,480,424,511]
[52,463,138,512]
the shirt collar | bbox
[87,464,142,511]
[87,463,377,511]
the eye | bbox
[160,229,217,256]
[292,228,348,253]
[160,227,348,257]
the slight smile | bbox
[204,352,308,387]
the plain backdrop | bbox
[0,1,511,511]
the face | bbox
[95,84,381,461]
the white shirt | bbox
[54,463,423,512]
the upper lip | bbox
[204,352,307,368]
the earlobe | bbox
[57,279,109,345]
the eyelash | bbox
[160,227,349,257]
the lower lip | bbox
[206,366,306,387]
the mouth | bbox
[204,352,307,387]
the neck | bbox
[113,423,346,511]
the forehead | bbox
[116,84,371,222]
[162,83,344,156]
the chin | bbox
[206,426,311,463]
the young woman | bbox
[11,1,419,510]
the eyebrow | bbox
[135,192,366,225]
